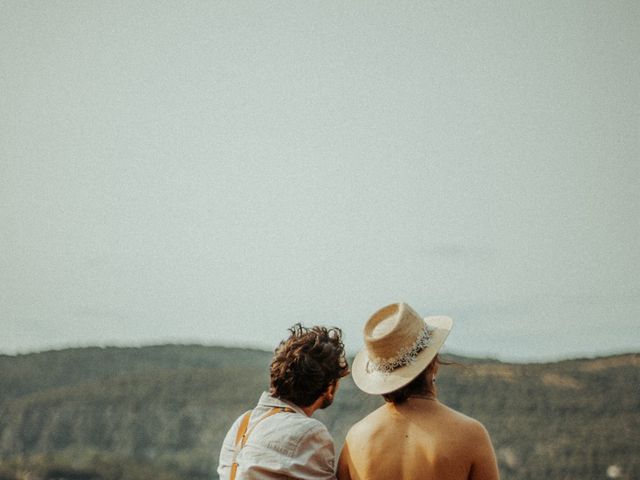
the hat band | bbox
[369,325,433,374]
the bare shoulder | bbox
[439,403,491,439]
[345,404,388,439]
[438,406,499,479]
[439,402,477,422]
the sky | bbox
[1,1,638,362]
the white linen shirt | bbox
[217,392,337,480]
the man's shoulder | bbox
[249,410,333,460]
[236,405,330,444]
[275,410,330,438]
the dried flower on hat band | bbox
[367,325,434,374]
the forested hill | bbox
[0,346,638,480]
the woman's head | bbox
[351,303,452,395]
[382,354,441,404]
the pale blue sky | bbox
[1,1,638,361]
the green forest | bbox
[0,345,638,479]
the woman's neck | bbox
[408,393,436,401]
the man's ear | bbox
[325,380,339,398]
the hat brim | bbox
[351,315,453,395]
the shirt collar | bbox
[257,391,308,416]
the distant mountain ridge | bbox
[0,346,638,480]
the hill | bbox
[0,346,638,479]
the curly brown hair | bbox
[270,323,349,407]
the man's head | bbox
[270,323,349,407]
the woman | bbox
[337,303,499,480]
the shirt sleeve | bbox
[217,412,248,479]
[287,422,337,480]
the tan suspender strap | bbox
[234,411,252,447]
[230,411,252,480]
[230,406,294,480]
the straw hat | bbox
[352,303,453,395]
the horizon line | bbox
[0,339,637,365]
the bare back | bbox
[337,398,499,480]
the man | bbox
[338,303,499,480]
[218,323,349,480]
